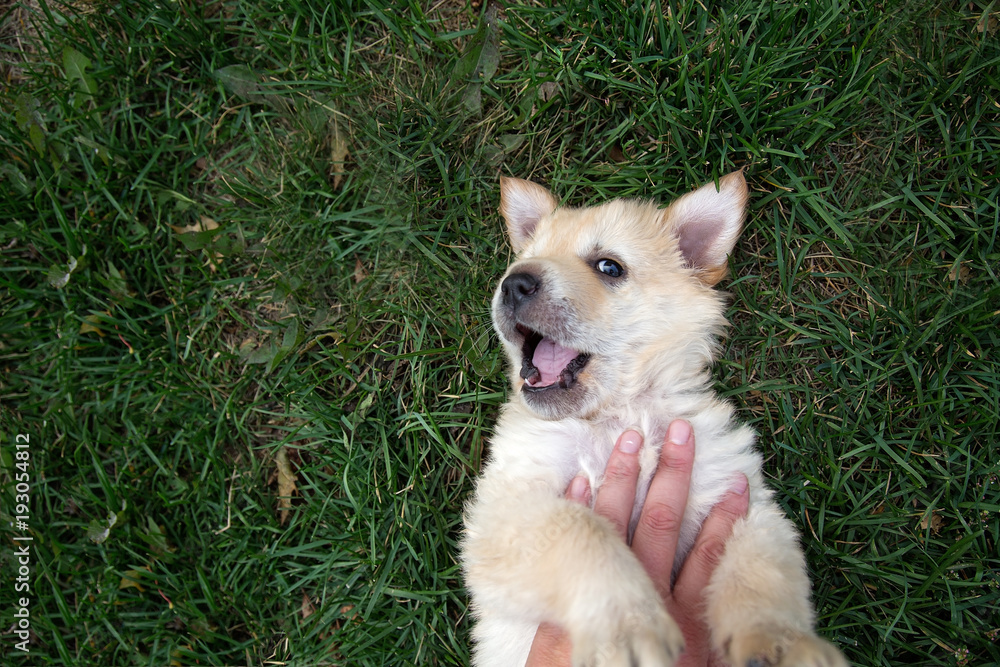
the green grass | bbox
[1,0,998,665]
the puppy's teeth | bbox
[520,358,537,382]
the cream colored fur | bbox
[461,171,848,667]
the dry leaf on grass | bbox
[168,215,219,235]
[80,312,107,336]
[119,567,149,592]
[537,80,560,102]
[301,592,316,620]
[947,262,971,284]
[331,119,350,190]
[353,257,368,283]
[326,604,359,636]
[169,216,225,271]
[275,446,298,525]
[974,11,999,35]
[919,509,944,535]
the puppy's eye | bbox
[596,259,624,278]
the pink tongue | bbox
[531,338,579,386]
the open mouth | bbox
[516,324,590,391]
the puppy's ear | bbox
[666,170,749,286]
[499,177,558,253]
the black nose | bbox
[501,272,540,311]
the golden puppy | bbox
[461,171,848,667]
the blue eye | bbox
[596,259,624,278]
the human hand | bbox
[525,420,750,667]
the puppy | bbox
[461,171,848,667]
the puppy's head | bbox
[492,171,749,420]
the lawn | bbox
[1,0,998,665]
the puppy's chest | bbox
[492,409,707,562]
[508,415,668,489]
[575,420,667,523]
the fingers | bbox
[590,430,643,540]
[525,622,572,667]
[551,420,747,667]
[672,473,750,607]
[565,474,592,506]
[630,419,696,596]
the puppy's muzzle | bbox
[497,269,590,396]
[500,271,540,313]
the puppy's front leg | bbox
[705,501,848,667]
[463,476,683,667]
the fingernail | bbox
[667,419,691,446]
[619,430,642,454]
[729,473,748,495]
[568,475,590,502]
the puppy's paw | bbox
[723,630,848,667]
[570,606,684,667]
[779,634,849,667]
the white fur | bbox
[461,172,848,667]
